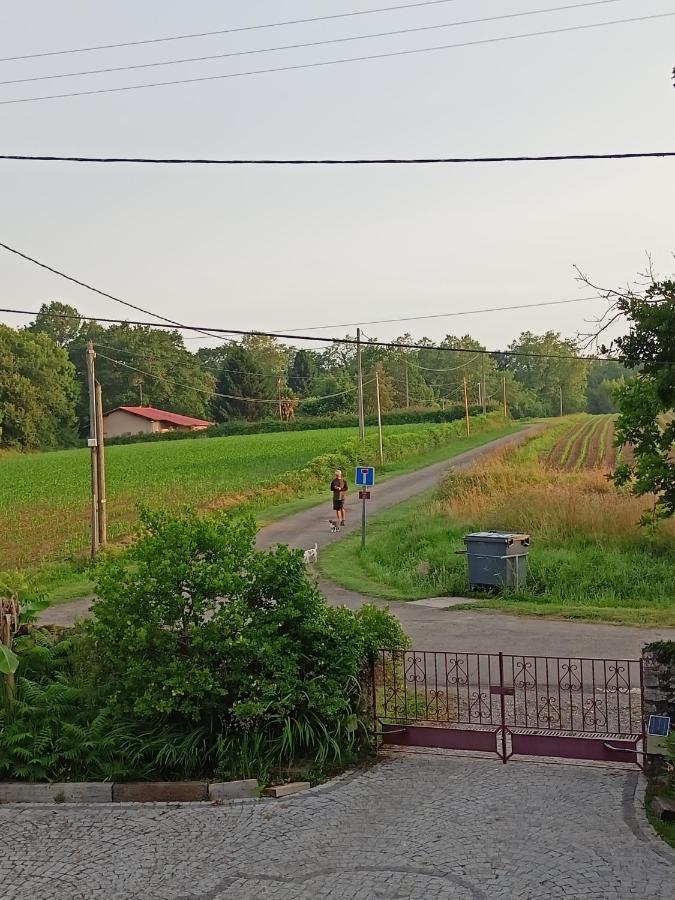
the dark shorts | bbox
[333,498,344,511]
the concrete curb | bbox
[0,778,258,805]
[0,770,360,805]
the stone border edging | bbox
[0,778,258,805]
[0,769,362,806]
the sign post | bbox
[355,466,375,549]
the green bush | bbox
[1,508,407,782]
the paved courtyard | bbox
[2,752,672,899]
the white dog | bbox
[303,543,318,564]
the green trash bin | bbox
[463,532,530,590]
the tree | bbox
[213,344,271,421]
[27,301,82,348]
[611,278,675,522]
[503,331,589,416]
[362,363,396,415]
[240,333,288,378]
[0,325,79,449]
[418,335,498,410]
[288,349,316,397]
[70,325,212,430]
[379,335,435,408]
[299,373,355,416]
[585,360,628,413]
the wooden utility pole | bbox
[405,359,410,409]
[277,377,283,420]
[481,353,487,415]
[502,375,508,417]
[95,381,107,547]
[463,376,471,437]
[559,385,564,417]
[375,370,384,465]
[477,381,482,412]
[356,327,365,440]
[86,341,99,559]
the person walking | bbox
[330,469,348,526]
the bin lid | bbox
[464,531,530,544]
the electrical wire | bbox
[0,2,625,88]
[0,238,631,365]
[282,298,602,331]
[0,0,470,63]
[0,305,629,365]
[97,350,365,403]
[1,11,670,106]
[74,340,288,379]
[0,239,224,342]
[0,238,618,368]
[3,151,674,164]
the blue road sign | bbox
[355,466,375,487]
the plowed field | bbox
[546,415,619,471]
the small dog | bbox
[303,543,318,564]
[328,519,340,533]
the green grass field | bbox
[319,418,675,627]
[0,416,517,577]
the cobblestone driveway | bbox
[2,753,672,899]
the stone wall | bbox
[642,641,675,777]
[643,642,675,721]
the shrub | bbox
[84,508,407,779]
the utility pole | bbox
[481,353,487,415]
[405,359,410,409]
[502,375,508,418]
[95,381,107,547]
[375,370,384,465]
[277,377,283,420]
[477,381,482,412]
[356,327,365,440]
[86,341,99,559]
[463,376,471,437]
[559,385,564,417]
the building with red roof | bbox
[103,406,212,438]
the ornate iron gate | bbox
[373,649,645,766]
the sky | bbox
[0,0,674,353]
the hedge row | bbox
[104,404,493,447]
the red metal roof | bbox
[108,406,212,428]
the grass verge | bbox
[318,419,675,626]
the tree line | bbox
[0,300,628,450]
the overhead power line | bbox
[283,296,603,331]
[1,12,670,106]
[3,151,674,165]
[0,305,627,365]
[96,350,364,403]
[0,239,223,342]
[0,0,468,63]
[0,237,610,344]
[0,2,625,88]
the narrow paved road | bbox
[2,753,672,899]
[255,426,538,551]
[39,424,675,657]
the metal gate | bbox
[373,649,645,766]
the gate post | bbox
[498,652,508,764]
